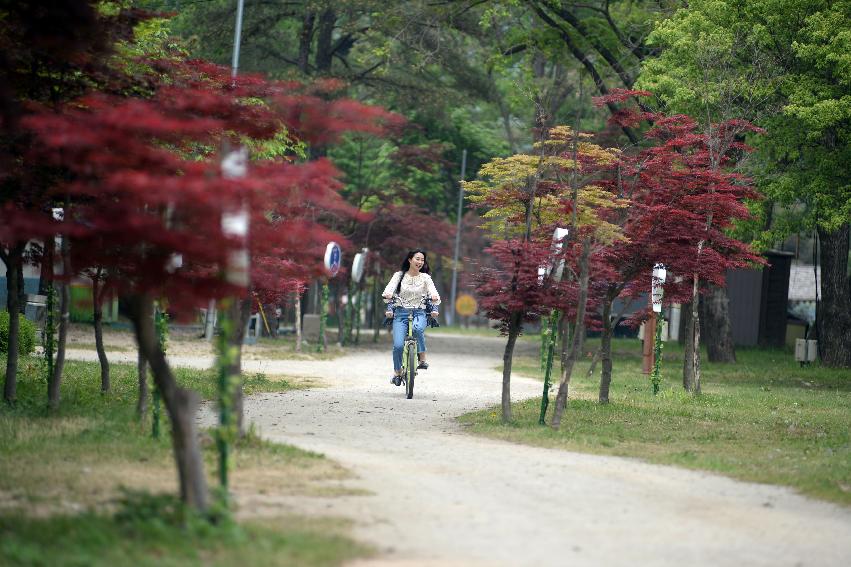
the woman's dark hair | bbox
[401,249,430,274]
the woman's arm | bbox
[382,271,402,300]
[425,275,440,304]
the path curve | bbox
[72,334,851,566]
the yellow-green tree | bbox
[466,126,626,424]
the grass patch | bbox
[0,357,369,566]
[0,495,368,567]
[465,338,851,506]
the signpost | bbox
[650,263,666,394]
[319,242,341,351]
[539,227,569,424]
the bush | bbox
[0,311,36,356]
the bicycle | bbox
[384,294,439,400]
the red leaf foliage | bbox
[14,56,402,311]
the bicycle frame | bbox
[398,308,419,399]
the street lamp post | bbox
[448,149,467,327]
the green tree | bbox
[638,0,851,368]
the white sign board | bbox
[651,263,667,313]
[351,249,367,283]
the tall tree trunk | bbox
[678,301,691,346]
[92,274,110,393]
[334,281,344,345]
[551,237,591,428]
[699,283,736,363]
[598,295,614,403]
[501,311,523,423]
[559,311,569,374]
[315,8,336,73]
[137,348,148,419]
[127,294,209,512]
[298,11,316,75]
[682,303,695,391]
[49,235,71,411]
[226,296,252,436]
[683,273,703,393]
[3,244,25,404]
[817,223,851,367]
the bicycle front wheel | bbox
[406,345,417,399]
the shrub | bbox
[0,310,36,356]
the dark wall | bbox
[727,269,762,346]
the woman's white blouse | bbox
[383,271,441,309]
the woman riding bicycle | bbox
[382,249,440,386]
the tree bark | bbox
[598,295,614,403]
[315,8,336,73]
[699,283,736,363]
[49,235,71,411]
[226,296,252,436]
[298,11,316,75]
[816,223,851,367]
[551,237,591,428]
[682,302,695,391]
[137,348,148,419]
[683,273,703,394]
[3,244,25,404]
[92,274,110,393]
[127,294,209,512]
[678,301,691,346]
[501,310,523,423]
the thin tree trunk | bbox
[501,311,523,423]
[127,294,208,512]
[295,292,303,352]
[226,296,252,436]
[686,271,703,394]
[137,348,149,418]
[92,274,110,393]
[816,223,851,367]
[559,311,569,375]
[682,302,695,391]
[699,283,736,363]
[598,296,614,403]
[3,244,25,404]
[552,237,591,428]
[49,235,71,411]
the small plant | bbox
[0,311,36,356]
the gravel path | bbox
[70,333,851,566]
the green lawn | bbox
[0,357,371,566]
[460,338,851,506]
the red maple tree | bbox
[21,54,401,511]
[591,90,763,398]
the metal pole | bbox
[448,149,467,327]
[231,0,245,79]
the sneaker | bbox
[392,375,402,386]
[417,361,429,370]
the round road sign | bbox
[324,242,342,277]
[455,293,477,317]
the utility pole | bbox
[231,0,245,79]
[448,149,467,327]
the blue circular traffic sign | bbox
[324,242,342,277]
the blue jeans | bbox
[392,308,426,371]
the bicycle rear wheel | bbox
[406,344,417,399]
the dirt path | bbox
[69,332,851,566]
